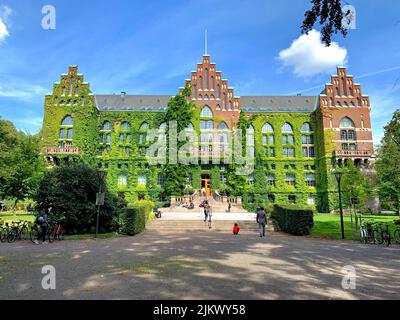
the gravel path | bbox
[0,231,399,300]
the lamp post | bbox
[95,170,106,238]
[333,170,345,240]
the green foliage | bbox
[35,163,126,234]
[301,0,347,46]
[0,118,44,209]
[271,204,315,235]
[376,110,400,214]
[121,200,154,235]
[162,89,195,196]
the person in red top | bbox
[233,223,240,235]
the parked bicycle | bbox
[30,222,54,243]
[49,223,64,241]
[359,220,375,244]
[393,220,400,245]
[6,221,29,243]
[373,222,391,247]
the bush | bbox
[271,204,315,236]
[35,163,126,234]
[121,200,154,236]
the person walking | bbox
[205,202,212,229]
[200,200,208,222]
[256,207,267,238]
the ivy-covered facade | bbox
[40,56,374,212]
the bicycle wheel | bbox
[374,230,383,245]
[394,230,400,244]
[30,228,39,243]
[20,227,29,241]
[57,231,64,241]
[7,230,17,243]
[383,232,391,247]
[47,229,55,243]
[0,227,6,243]
[359,230,366,244]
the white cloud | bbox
[278,30,348,77]
[0,5,12,42]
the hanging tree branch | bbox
[301,0,348,46]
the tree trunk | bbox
[13,198,18,217]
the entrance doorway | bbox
[201,174,211,197]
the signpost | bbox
[95,171,106,238]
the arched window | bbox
[159,123,167,131]
[350,101,355,107]
[218,122,228,130]
[340,117,355,128]
[102,121,112,131]
[262,123,274,133]
[61,116,73,126]
[247,125,254,134]
[121,122,130,131]
[139,122,149,131]
[118,175,127,186]
[336,101,342,107]
[200,106,213,118]
[216,104,221,110]
[186,123,194,131]
[228,101,232,111]
[199,76,203,90]
[216,84,221,99]
[211,76,215,89]
[301,122,313,133]
[282,122,293,133]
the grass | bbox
[311,214,400,241]
[64,232,120,240]
[0,211,35,224]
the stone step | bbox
[147,220,274,233]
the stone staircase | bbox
[147,219,274,233]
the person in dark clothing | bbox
[41,210,49,243]
[256,207,267,238]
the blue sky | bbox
[0,0,399,145]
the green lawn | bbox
[311,214,400,241]
[0,211,35,224]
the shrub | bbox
[121,200,154,236]
[271,204,315,236]
[35,163,126,234]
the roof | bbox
[240,96,318,113]
[94,94,319,113]
[95,95,172,112]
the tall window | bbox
[59,116,74,142]
[286,173,296,186]
[267,174,275,186]
[301,122,315,158]
[118,175,127,186]
[218,122,229,155]
[102,121,112,131]
[205,69,209,89]
[211,76,215,90]
[199,76,203,90]
[217,84,221,99]
[262,123,275,158]
[138,174,147,185]
[282,122,294,150]
[340,117,357,150]
[193,84,197,98]
[305,173,316,187]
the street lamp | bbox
[95,170,107,238]
[333,170,345,240]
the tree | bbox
[161,86,195,196]
[301,0,349,46]
[35,163,126,233]
[0,118,43,211]
[376,110,400,215]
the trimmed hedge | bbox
[121,201,154,236]
[271,204,314,236]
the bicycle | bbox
[393,220,400,245]
[7,221,29,243]
[30,222,54,243]
[373,222,391,247]
[49,223,64,241]
[0,222,9,243]
[359,220,375,244]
